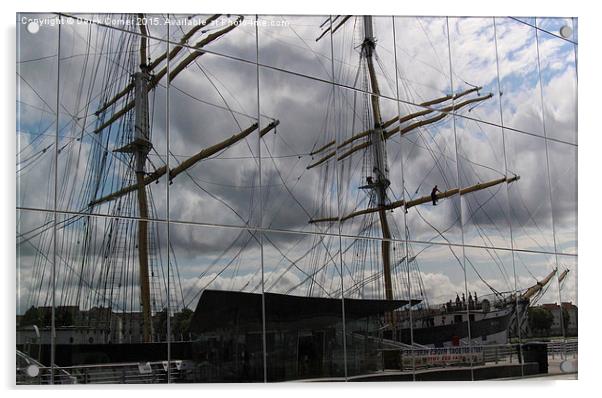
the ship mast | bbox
[134,16,153,343]
[310,16,521,305]
[88,14,265,343]
[361,16,393,301]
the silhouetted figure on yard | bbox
[455,294,461,310]
[431,185,441,206]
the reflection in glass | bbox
[60,215,170,383]
[169,14,257,63]
[17,13,58,211]
[399,243,470,347]
[455,117,513,250]
[15,13,578,383]
[17,210,56,384]
[400,109,463,245]
[258,15,333,82]
[512,251,572,376]
[332,16,397,99]
[262,230,344,381]
[341,236,416,378]
[169,223,264,382]
[555,254,577,377]
[448,17,502,128]
[394,16,451,105]
[463,247,520,378]
[341,238,523,380]
[259,67,338,234]
[168,52,260,227]
[334,87,405,240]
[536,28,578,144]
[547,141,577,254]
[57,22,169,220]
[505,131,555,253]
[495,17,546,138]
[18,212,171,384]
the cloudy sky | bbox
[16,14,577,316]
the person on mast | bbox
[431,185,441,206]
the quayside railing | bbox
[17,354,189,385]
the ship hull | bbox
[394,307,515,347]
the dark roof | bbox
[190,289,420,333]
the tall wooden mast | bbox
[311,16,520,306]
[362,16,393,301]
[135,15,153,343]
[89,15,257,343]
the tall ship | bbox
[16,13,577,382]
